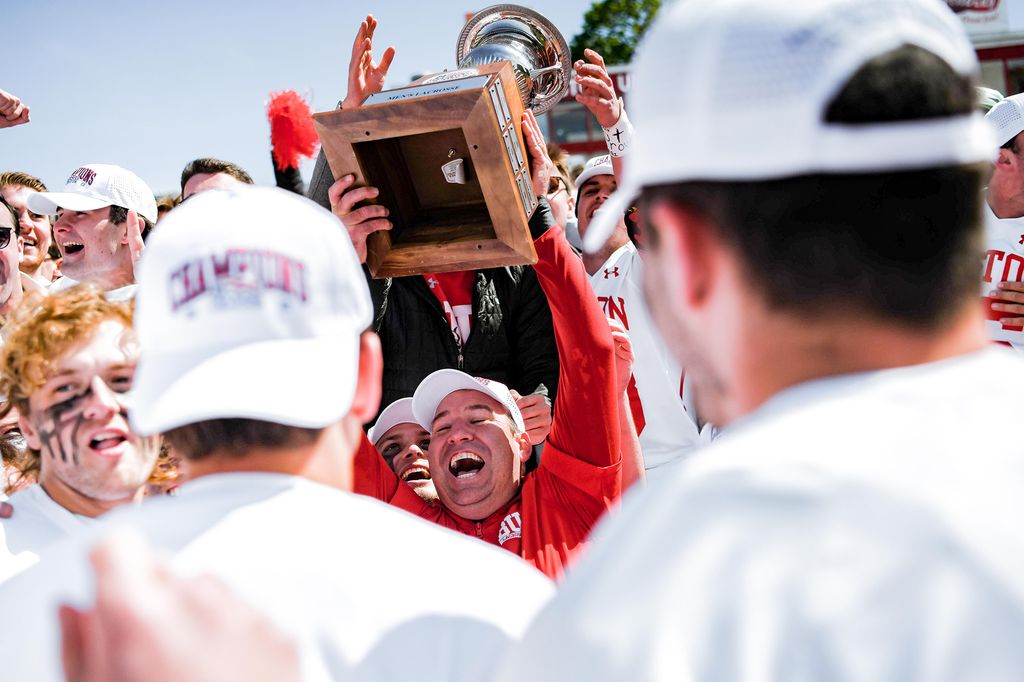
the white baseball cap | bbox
[411,369,525,433]
[575,155,613,193]
[368,397,419,444]
[28,164,158,224]
[129,185,373,435]
[986,93,1024,147]
[584,0,995,253]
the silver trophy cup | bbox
[457,5,571,115]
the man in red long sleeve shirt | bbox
[345,112,621,580]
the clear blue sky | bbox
[3,0,595,196]
[6,0,1024,196]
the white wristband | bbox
[602,103,634,158]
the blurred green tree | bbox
[569,0,662,65]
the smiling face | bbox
[0,206,23,314]
[427,389,530,521]
[576,174,617,237]
[375,422,437,504]
[20,319,159,503]
[0,184,51,273]
[53,207,133,288]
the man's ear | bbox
[996,147,1016,170]
[350,331,383,424]
[516,430,531,477]
[18,410,41,451]
[647,199,716,308]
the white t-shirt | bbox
[499,348,1024,681]
[0,483,94,582]
[48,276,136,301]
[0,472,553,682]
[589,243,706,476]
[982,204,1024,350]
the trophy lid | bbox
[457,4,571,115]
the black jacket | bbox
[366,262,558,414]
[307,152,559,416]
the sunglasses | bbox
[0,227,13,250]
[547,176,567,196]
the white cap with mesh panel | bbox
[28,164,158,223]
[986,93,1024,147]
[411,369,525,433]
[583,0,996,253]
[129,185,373,436]
[368,398,419,444]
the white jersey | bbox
[589,243,705,476]
[982,204,1024,350]
[48,276,137,301]
[500,348,1024,681]
[0,472,553,682]
[0,483,94,582]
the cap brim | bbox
[27,191,111,216]
[583,183,635,254]
[411,369,488,431]
[129,334,360,436]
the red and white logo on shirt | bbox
[498,512,522,545]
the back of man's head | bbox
[129,186,375,472]
[587,0,990,331]
[179,158,254,200]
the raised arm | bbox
[521,112,620,468]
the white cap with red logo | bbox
[129,185,372,436]
[28,164,158,223]
[411,369,525,433]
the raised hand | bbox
[512,390,553,446]
[574,49,621,128]
[0,89,30,129]
[521,110,554,199]
[328,174,391,263]
[341,15,396,110]
[126,210,145,282]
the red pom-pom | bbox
[267,90,320,171]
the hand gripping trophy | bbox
[314,5,571,277]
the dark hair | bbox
[0,196,17,235]
[108,204,155,242]
[180,158,254,196]
[163,418,322,461]
[643,45,982,328]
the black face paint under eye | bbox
[35,385,94,465]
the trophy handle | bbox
[529,64,568,113]
[457,4,572,115]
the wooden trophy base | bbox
[313,62,539,278]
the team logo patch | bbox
[169,248,308,313]
[498,511,522,545]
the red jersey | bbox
[355,225,622,580]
